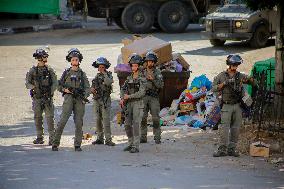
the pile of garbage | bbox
[114,35,190,73]
[159,75,221,129]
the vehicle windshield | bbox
[216,0,252,13]
[227,0,245,4]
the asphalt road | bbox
[0,23,283,189]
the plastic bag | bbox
[169,99,179,114]
[174,115,193,125]
[114,64,131,73]
[189,75,212,90]
[159,108,170,118]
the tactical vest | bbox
[92,72,112,100]
[126,78,140,95]
[222,72,243,104]
[60,68,85,90]
[143,69,160,97]
[31,66,52,99]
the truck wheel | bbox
[210,39,226,46]
[121,2,154,33]
[250,25,269,48]
[114,17,124,29]
[158,1,190,33]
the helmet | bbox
[226,54,243,66]
[92,57,111,69]
[128,54,143,66]
[144,51,158,63]
[33,48,49,59]
[66,48,83,62]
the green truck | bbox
[83,0,220,33]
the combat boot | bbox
[140,137,147,143]
[92,139,104,145]
[123,145,132,151]
[130,147,139,153]
[228,147,240,157]
[105,140,116,146]
[155,139,161,144]
[33,138,44,144]
[213,145,228,157]
[52,145,58,151]
[75,146,82,151]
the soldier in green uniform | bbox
[25,48,57,145]
[140,52,164,144]
[120,54,146,153]
[212,54,255,157]
[91,57,115,146]
[52,48,90,152]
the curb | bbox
[0,21,83,35]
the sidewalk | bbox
[0,15,205,35]
[0,15,90,35]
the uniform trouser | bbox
[124,99,144,149]
[93,98,112,142]
[219,103,242,149]
[32,98,55,141]
[53,95,85,147]
[141,95,161,141]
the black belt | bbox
[145,90,159,97]
[223,101,239,105]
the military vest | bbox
[60,68,85,90]
[92,72,112,100]
[31,66,52,98]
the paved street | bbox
[0,23,283,189]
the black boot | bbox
[33,138,44,144]
[130,147,139,153]
[75,146,82,151]
[140,137,147,143]
[213,145,228,157]
[52,145,58,151]
[105,140,116,146]
[155,139,161,144]
[228,147,240,157]
[92,139,104,145]
[123,145,132,151]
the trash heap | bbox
[114,35,190,73]
[159,75,221,129]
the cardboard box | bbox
[121,36,173,64]
[121,35,143,46]
[121,38,133,46]
[83,133,93,140]
[179,102,195,111]
[172,53,190,70]
[250,142,270,158]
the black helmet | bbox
[66,48,83,62]
[128,54,143,66]
[33,48,49,59]
[226,54,243,66]
[144,51,158,63]
[92,57,111,69]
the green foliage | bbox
[243,0,282,11]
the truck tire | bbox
[114,17,124,29]
[210,39,226,46]
[121,2,154,33]
[250,25,269,48]
[158,1,190,33]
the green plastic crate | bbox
[248,57,275,96]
